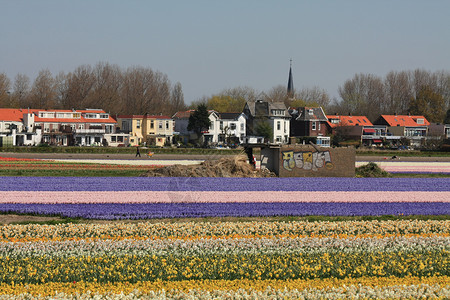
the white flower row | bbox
[1,235,448,258]
[1,284,449,299]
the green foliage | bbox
[409,86,445,123]
[356,162,392,178]
[187,104,211,135]
[254,121,273,141]
[207,95,246,113]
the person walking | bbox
[135,146,141,157]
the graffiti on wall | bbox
[282,150,334,171]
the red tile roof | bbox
[0,108,117,124]
[379,115,430,126]
[326,115,373,128]
[0,108,27,122]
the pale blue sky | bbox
[1,0,449,104]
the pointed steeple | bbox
[287,59,294,98]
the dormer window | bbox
[308,109,313,116]
[416,118,424,124]
[331,119,339,124]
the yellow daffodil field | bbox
[0,220,449,299]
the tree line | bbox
[191,69,450,124]
[0,62,186,116]
[1,65,449,123]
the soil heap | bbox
[141,155,275,177]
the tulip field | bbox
[0,160,449,298]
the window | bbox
[277,121,281,130]
[210,122,214,130]
[331,119,339,124]
[95,137,101,143]
[136,120,140,129]
[318,122,321,131]
[44,124,50,133]
[27,134,32,141]
[230,123,236,130]
[150,121,154,129]
[308,109,313,116]
[166,121,169,129]
[220,121,223,130]
[111,136,116,142]
[312,122,316,130]
[276,136,282,142]
[159,121,163,129]
[117,136,124,143]
[416,118,424,124]
[240,123,244,131]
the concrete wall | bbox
[261,144,355,177]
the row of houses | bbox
[0,102,449,148]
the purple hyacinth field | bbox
[0,177,449,219]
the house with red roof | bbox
[325,114,384,146]
[373,114,430,147]
[0,108,118,146]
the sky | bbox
[1,0,450,104]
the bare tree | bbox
[0,73,12,107]
[338,73,385,120]
[90,62,122,114]
[12,74,31,108]
[297,86,331,109]
[384,71,412,114]
[30,69,57,109]
[65,65,95,109]
[54,72,69,109]
[170,82,186,113]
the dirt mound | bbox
[141,155,275,177]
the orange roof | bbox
[0,108,27,122]
[326,115,373,128]
[0,108,116,124]
[379,115,430,126]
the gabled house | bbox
[326,114,380,146]
[208,112,246,145]
[116,114,174,147]
[172,109,246,146]
[243,100,290,144]
[289,107,329,146]
[290,107,328,136]
[373,114,430,147]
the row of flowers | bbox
[0,251,448,283]
[2,235,448,258]
[1,177,449,192]
[1,220,448,242]
[1,202,448,219]
[0,200,450,220]
[1,191,448,204]
[1,278,448,299]
[0,163,157,169]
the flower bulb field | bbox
[0,156,449,299]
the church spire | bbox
[287,59,294,98]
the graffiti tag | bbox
[282,150,334,171]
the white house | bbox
[243,100,290,144]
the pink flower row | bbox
[0,191,448,204]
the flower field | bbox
[0,175,449,299]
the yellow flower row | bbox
[0,276,448,296]
[1,219,449,243]
[1,251,447,284]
